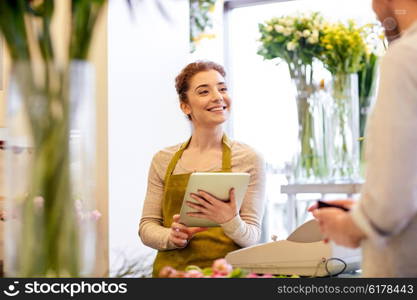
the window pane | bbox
[228,0,377,237]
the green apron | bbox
[152,134,240,277]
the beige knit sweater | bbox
[139,140,266,251]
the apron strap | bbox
[163,137,191,184]
[163,134,233,183]
[221,134,232,172]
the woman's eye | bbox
[220,87,228,92]
[198,90,209,95]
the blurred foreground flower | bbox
[159,258,299,278]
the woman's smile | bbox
[207,105,227,113]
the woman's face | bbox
[181,69,231,127]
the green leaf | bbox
[202,267,213,276]
[228,268,248,278]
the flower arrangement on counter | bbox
[159,259,299,278]
[258,12,328,183]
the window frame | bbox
[224,0,295,10]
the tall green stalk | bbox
[329,72,359,181]
[357,53,378,158]
[289,63,327,182]
[0,0,107,277]
[70,0,106,60]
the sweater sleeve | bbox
[221,148,266,247]
[138,150,179,251]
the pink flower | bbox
[159,266,177,278]
[211,259,233,276]
[33,196,44,209]
[184,270,204,278]
[90,209,102,221]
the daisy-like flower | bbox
[302,29,311,37]
[286,41,297,51]
[274,24,284,33]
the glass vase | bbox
[4,61,97,277]
[326,72,360,182]
[359,95,375,178]
[289,64,327,183]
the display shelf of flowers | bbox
[258,12,384,183]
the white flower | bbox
[302,29,311,37]
[283,27,293,36]
[307,36,319,44]
[274,25,284,33]
[287,41,297,51]
[312,29,319,38]
[267,25,273,32]
[314,19,323,28]
[283,18,293,27]
[295,31,303,38]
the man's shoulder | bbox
[384,33,417,64]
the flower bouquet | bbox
[317,20,368,182]
[258,12,328,183]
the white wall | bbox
[108,0,190,276]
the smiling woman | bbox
[138,60,267,277]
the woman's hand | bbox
[169,214,207,248]
[186,188,238,224]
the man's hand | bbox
[311,207,366,248]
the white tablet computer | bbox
[179,172,250,227]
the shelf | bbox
[280,182,364,233]
[281,183,363,194]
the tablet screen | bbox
[179,172,250,227]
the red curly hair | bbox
[175,60,226,104]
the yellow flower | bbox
[326,44,333,50]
